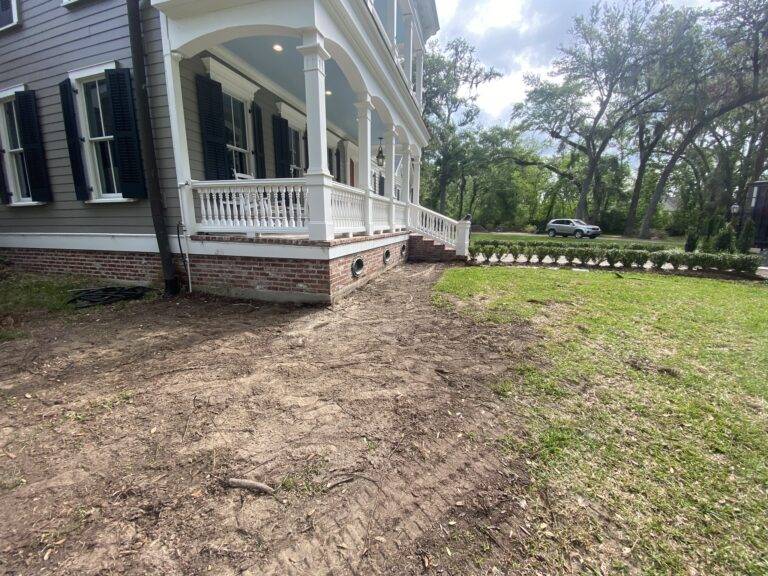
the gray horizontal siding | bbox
[0,0,179,237]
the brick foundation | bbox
[0,236,409,304]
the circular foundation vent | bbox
[351,257,365,278]
[383,249,392,264]
[400,244,407,257]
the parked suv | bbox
[546,219,602,239]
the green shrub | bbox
[737,219,756,254]
[604,249,622,267]
[649,251,670,269]
[684,228,699,253]
[470,240,761,277]
[712,225,736,253]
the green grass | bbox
[0,272,91,316]
[472,231,684,248]
[435,267,768,575]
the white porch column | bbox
[414,48,424,107]
[355,95,374,235]
[412,148,422,205]
[297,29,334,241]
[402,145,412,208]
[384,125,397,231]
[403,14,414,88]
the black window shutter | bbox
[196,75,228,180]
[0,0,13,28]
[0,149,9,204]
[251,102,266,179]
[302,130,309,171]
[272,115,290,178]
[335,148,341,183]
[58,79,90,201]
[15,91,52,203]
[105,68,146,199]
[379,174,385,196]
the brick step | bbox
[407,234,462,263]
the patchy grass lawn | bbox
[472,232,684,248]
[435,267,768,575]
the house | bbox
[0,0,469,303]
[748,181,768,249]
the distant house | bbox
[0,0,468,302]
[748,181,768,249]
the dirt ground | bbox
[0,264,539,575]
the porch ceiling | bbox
[224,35,387,141]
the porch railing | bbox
[190,179,308,235]
[409,204,457,246]
[330,182,367,235]
[184,178,471,256]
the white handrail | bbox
[408,204,471,256]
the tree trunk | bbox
[575,157,598,219]
[438,169,449,214]
[457,169,466,220]
[624,153,650,236]
[639,132,698,238]
[638,92,768,238]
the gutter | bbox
[127,0,180,296]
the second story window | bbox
[2,98,31,200]
[82,78,120,197]
[0,0,19,32]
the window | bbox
[223,92,250,178]
[81,77,121,197]
[288,126,303,177]
[0,97,32,201]
[0,0,19,32]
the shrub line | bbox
[468,241,763,276]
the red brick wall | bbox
[0,247,166,284]
[329,241,408,298]
[0,237,409,303]
[188,254,331,299]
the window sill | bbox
[85,197,137,204]
[7,200,46,207]
[0,21,20,34]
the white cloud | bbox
[466,0,539,36]
[474,55,551,121]
[435,0,459,27]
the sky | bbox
[434,0,717,125]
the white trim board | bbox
[0,232,411,260]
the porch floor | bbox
[190,230,410,247]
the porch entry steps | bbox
[407,233,462,263]
[183,178,470,256]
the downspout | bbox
[127,0,180,296]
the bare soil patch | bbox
[0,264,539,575]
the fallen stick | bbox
[222,478,275,495]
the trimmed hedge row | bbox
[472,238,673,252]
[469,241,762,276]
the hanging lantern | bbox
[376,137,386,167]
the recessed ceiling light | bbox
[325,90,333,96]
[272,44,284,53]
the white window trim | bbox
[0,0,19,33]
[0,83,43,206]
[68,62,123,200]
